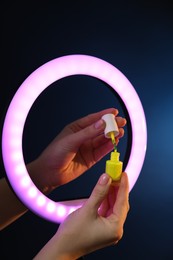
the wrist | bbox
[34,233,82,260]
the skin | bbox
[27,108,126,194]
[0,108,126,230]
[1,107,129,259]
[34,172,130,260]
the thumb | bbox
[85,174,112,212]
[71,119,105,146]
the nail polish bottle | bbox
[102,113,123,181]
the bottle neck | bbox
[110,151,120,161]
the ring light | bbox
[2,54,147,223]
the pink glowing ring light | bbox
[2,54,147,223]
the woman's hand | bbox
[27,108,126,193]
[34,172,130,260]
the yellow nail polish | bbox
[105,150,123,181]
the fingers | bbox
[55,110,126,165]
[85,174,112,213]
[116,117,126,127]
[93,138,113,162]
[92,118,126,162]
[57,110,126,142]
[115,117,126,143]
[70,119,105,147]
[73,115,126,147]
[91,115,126,149]
[98,197,109,217]
[108,172,130,223]
[115,128,125,144]
[70,108,119,130]
[92,127,125,163]
[60,110,126,146]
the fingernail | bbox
[94,119,104,129]
[99,174,110,185]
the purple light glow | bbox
[2,54,147,223]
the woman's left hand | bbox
[27,108,126,193]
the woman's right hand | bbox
[34,172,130,260]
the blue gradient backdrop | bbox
[1,1,173,259]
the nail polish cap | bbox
[102,113,119,138]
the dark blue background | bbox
[1,1,173,259]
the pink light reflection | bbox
[2,54,147,223]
